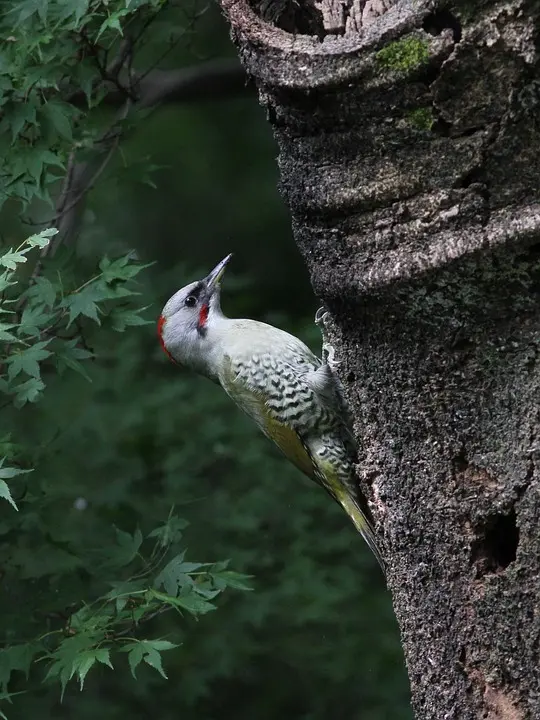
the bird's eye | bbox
[184,295,197,308]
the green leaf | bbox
[26,227,58,249]
[0,250,27,271]
[141,640,178,652]
[148,514,189,547]
[63,285,104,327]
[31,276,57,308]
[42,101,74,141]
[99,254,144,282]
[111,527,143,567]
[0,480,18,510]
[74,651,96,690]
[0,323,18,342]
[57,0,89,25]
[0,461,32,480]
[110,308,152,332]
[104,579,146,613]
[94,648,113,669]
[12,377,45,407]
[0,644,38,693]
[142,646,166,679]
[54,339,93,381]
[121,640,177,680]
[151,588,216,617]
[7,341,51,381]
[154,552,192,597]
[125,643,143,679]
[19,305,54,337]
[211,569,253,592]
[4,101,37,143]
[97,11,128,39]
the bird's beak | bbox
[204,253,232,292]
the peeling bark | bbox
[219,0,540,717]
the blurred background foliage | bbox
[0,0,411,717]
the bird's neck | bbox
[183,314,231,382]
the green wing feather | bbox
[219,353,385,575]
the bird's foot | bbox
[315,306,341,370]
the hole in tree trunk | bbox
[422,9,462,43]
[472,510,519,575]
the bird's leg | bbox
[314,307,340,370]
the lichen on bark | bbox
[219,0,540,717]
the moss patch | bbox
[406,107,435,130]
[376,37,430,74]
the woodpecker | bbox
[158,255,385,573]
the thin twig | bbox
[53,105,130,227]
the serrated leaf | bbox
[5,101,37,143]
[141,640,178,652]
[19,304,54,337]
[7,341,51,380]
[57,0,89,24]
[0,644,38,693]
[99,254,149,282]
[63,285,104,327]
[142,646,166,679]
[42,101,74,141]
[55,339,94,381]
[153,552,189,597]
[126,643,143,679]
[94,648,113,669]
[32,276,57,307]
[0,460,32,480]
[151,588,216,616]
[0,323,18,342]
[105,579,146,613]
[75,652,96,690]
[122,640,178,680]
[0,480,18,510]
[97,12,126,39]
[211,570,253,591]
[148,514,189,546]
[112,527,143,567]
[0,250,27,271]
[111,308,151,332]
[13,377,45,407]
[26,227,57,248]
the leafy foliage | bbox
[0,232,249,714]
[0,0,170,212]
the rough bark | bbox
[218,0,540,717]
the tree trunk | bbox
[219,0,540,717]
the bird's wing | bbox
[219,354,318,479]
[305,363,357,453]
[219,352,386,573]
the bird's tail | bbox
[337,491,386,576]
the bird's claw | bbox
[314,306,328,329]
[315,306,341,370]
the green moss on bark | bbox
[376,37,429,74]
[406,107,435,130]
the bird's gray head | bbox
[158,254,232,374]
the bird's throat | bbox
[197,304,209,335]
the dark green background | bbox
[3,4,411,717]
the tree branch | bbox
[51,58,251,247]
[68,58,251,109]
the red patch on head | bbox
[198,304,209,328]
[157,315,176,363]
